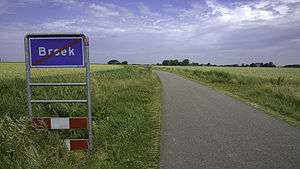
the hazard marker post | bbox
[24,33,92,151]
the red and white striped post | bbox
[33,118,89,150]
[64,139,88,151]
[33,118,87,129]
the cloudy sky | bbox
[0,0,300,65]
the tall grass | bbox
[0,65,162,168]
[0,115,67,168]
[155,67,300,128]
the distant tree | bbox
[251,63,263,67]
[174,59,179,65]
[162,60,170,66]
[284,64,300,68]
[191,62,199,66]
[121,61,128,65]
[260,62,276,67]
[182,59,189,66]
[207,62,211,66]
[160,59,204,66]
[171,60,175,65]
[108,60,121,64]
[268,62,276,67]
[170,59,179,65]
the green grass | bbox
[154,66,300,128]
[0,63,162,168]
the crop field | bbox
[154,66,300,128]
[0,62,123,80]
[0,63,161,168]
[154,66,300,80]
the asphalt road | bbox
[154,70,300,169]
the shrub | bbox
[202,70,232,82]
[193,70,202,77]
[271,76,285,87]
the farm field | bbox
[154,66,300,128]
[154,66,300,80]
[0,62,123,80]
[0,63,161,168]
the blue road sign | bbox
[29,37,85,68]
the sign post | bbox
[24,33,92,150]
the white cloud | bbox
[206,0,293,23]
[137,3,160,17]
[89,3,119,17]
[280,0,300,3]
[53,0,76,4]
[163,4,179,13]
[0,1,9,14]
[36,19,78,31]
[0,0,42,15]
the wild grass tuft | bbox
[271,76,285,87]
[0,115,67,168]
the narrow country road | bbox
[154,71,300,169]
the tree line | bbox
[158,59,279,67]
[284,64,300,68]
[162,59,190,66]
[106,59,299,68]
[108,60,128,65]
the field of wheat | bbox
[155,66,300,80]
[0,62,123,80]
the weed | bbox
[271,76,285,87]
[193,70,202,77]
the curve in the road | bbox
[154,70,300,169]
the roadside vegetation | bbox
[0,63,162,168]
[154,66,300,128]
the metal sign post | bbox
[24,33,92,151]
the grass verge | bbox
[154,67,300,129]
[0,66,162,168]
